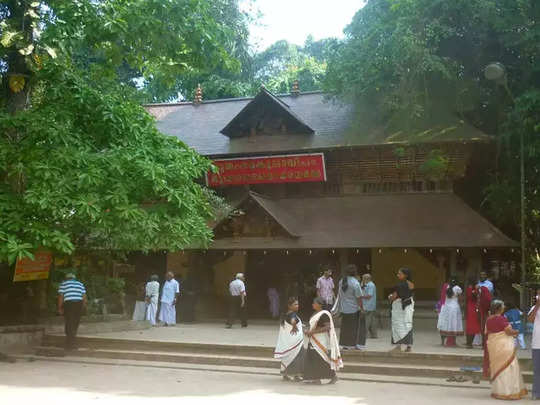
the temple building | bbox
[144,85,517,318]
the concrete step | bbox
[35,345,533,384]
[41,334,532,370]
[14,354,496,390]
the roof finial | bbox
[291,80,300,97]
[193,84,203,105]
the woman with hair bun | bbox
[484,299,527,400]
[388,267,415,352]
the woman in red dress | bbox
[477,285,492,345]
[465,277,480,348]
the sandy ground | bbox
[77,321,532,358]
[1,359,530,405]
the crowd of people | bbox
[435,271,540,400]
[273,264,415,384]
[55,266,540,399]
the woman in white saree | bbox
[274,297,305,381]
[303,297,343,384]
[389,267,414,352]
[483,300,527,400]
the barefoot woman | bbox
[274,297,305,382]
[484,300,527,400]
[389,267,414,352]
[303,297,342,384]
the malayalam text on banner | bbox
[13,251,53,282]
[206,153,326,187]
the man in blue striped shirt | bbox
[58,273,87,350]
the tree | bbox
[252,39,328,94]
[0,0,242,263]
[324,0,540,277]
[139,0,255,102]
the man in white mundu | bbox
[145,274,160,326]
[159,272,179,326]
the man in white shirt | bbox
[159,272,180,326]
[145,274,160,326]
[226,273,247,328]
[528,287,540,400]
[478,271,494,294]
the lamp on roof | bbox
[291,80,300,97]
[193,84,203,105]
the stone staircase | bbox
[35,334,534,384]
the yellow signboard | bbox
[13,252,53,282]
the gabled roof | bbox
[145,92,491,157]
[205,192,517,249]
[212,191,299,238]
[220,87,314,137]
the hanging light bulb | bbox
[429,249,433,254]
[483,248,487,254]
[404,248,408,253]
[263,250,267,255]
[286,250,289,255]
[456,249,460,254]
[356,249,359,254]
[332,249,335,254]
[378,249,382,254]
[308,250,312,255]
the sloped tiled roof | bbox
[221,87,314,137]
[145,91,491,157]
[146,92,353,156]
[206,192,517,249]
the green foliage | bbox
[419,150,449,181]
[1,0,244,263]
[325,0,540,137]
[143,36,337,102]
[483,90,540,278]
[1,65,216,263]
[324,0,540,278]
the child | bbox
[505,302,526,349]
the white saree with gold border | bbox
[308,310,343,371]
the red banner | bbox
[206,153,326,187]
[13,251,53,282]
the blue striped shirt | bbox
[58,279,86,302]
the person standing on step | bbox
[478,271,494,294]
[57,273,87,350]
[337,264,362,350]
[504,302,526,349]
[484,300,527,400]
[477,281,492,346]
[159,272,179,326]
[145,274,160,326]
[529,287,540,400]
[361,273,378,339]
[226,273,247,328]
[437,278,464,347]
[389,267,414,353]
[465,277,480,348]
[316,267,335,311]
